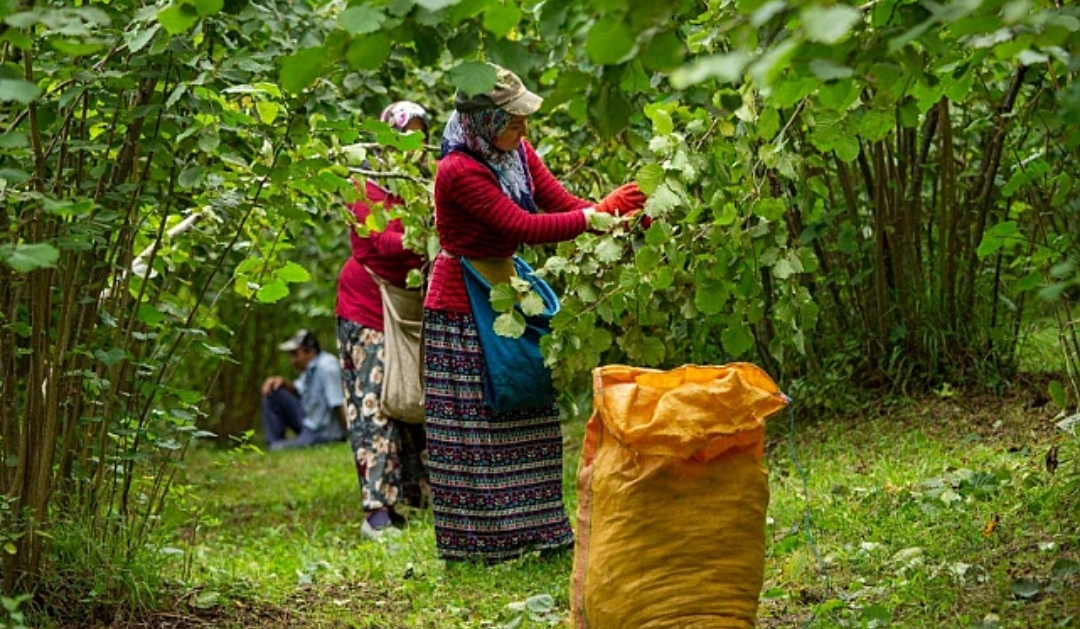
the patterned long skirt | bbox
[423,309,574,563]
[336,317,430,512]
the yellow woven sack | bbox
[571,364,788,629]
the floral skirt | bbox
[336,317,429,512]
[423,309,574,563]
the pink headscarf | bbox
[380,101,429,133]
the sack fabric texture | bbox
[571,363,789,629]
[365,266,425,423]
[460,256,558,414]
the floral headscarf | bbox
[380,101,429,133]
[440,110,536,213]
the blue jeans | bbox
[261,387,331,451]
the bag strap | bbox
[362,262,429,297]
[361,263,390,288]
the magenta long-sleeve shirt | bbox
[425,141,592,313]
[336,180,426,331]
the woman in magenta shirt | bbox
[423,67,645,563]
[336,101,431,539]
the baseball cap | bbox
[454,65,544,116]
[278,329,318,352]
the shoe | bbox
[361,519,386,541]
[361,510,400,541]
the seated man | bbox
[261,329,346,451]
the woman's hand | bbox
[595,183,648,216]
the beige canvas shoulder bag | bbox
[363,266,425,423]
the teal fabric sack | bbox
[460,256,559,414]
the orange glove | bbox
[595,182,647,216]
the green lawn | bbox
[144,394,1078,629]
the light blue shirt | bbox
[294,351,345,440]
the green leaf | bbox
[0,126,27,149]
[544,256,573,275]
[1,243,59,273]
[802,5,862,44]
[586,16,635,65]
[178,165,205,189]
[50,39,105,56]
[819,79,858,112]
[651,266,674,290]
[192,0,223,16]
[275,262,311,283]
[525,594,555,614]
[636,164,665,196]
[415,0,464,9]
[1051,559,1079,580]
[125,25,159,54]
[749,39,798,87]
[1016,271,1042,292]
[1048,380,1067,409]
[494,311,526,338]
[620,61,650,93]
[198,131,219,153]
[447,61,498,97]
[94,347,127,368]
[671,51,750,88]
[695,278,728,315]
[338,5,386,35]
[860,605,893,629]
[834,134,860,163]
[43,198,94,218]
[0,28,32,51]
[483,1,521,38]
[590,84,632,138]
[889,20,934,52]
[635,246,661,274]
[194,590,220,609]
[859,109,895,142]
[1010,578,1040,600]
[487,37,541,77]
[0,169,30,184]
[644,104,674,135]
[157,2,200,35]
[590,212,616,231]
[752,198,786,221]
[722,323,755,357]
[0,78,41,104]
[759,107,780,140]
[773,77,819,108]
[596,238,623,263]
[590,327,613,352]
[490,283,517,312]
[641,31,686,72]
[641,336,666,365]
[279,47,326,94]
[137,304,165,326]
[810,110,843,150]
[773,258,796,279]
[520,291,545,316]
[976,221,1018,258]
[256,280,289,303]
[809,59,854,81]
[644,183,680,217]
[256,101,280,125]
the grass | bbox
[50,392,1079,629]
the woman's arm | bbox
[367,218,408,257]
[348,187,408,257]
[524,142,592,214]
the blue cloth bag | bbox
[460,256,559,414]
